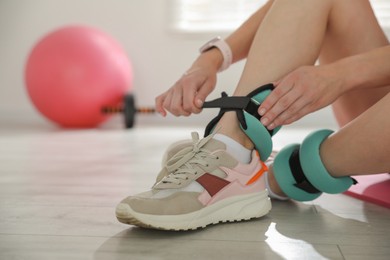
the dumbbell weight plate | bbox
[124,94,136,128]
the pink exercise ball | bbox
[25,25,133,128]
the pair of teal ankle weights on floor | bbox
[202,84,356,201]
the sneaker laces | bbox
[162,132,218,185]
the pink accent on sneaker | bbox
[206,176,266,205]
[229,151,261,175]
[198,189,212,205]
[197,151,267,206]
[221,151,263,185]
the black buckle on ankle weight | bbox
[202,92,273,137]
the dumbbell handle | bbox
[101,94,156,128]
[101,106,155,114]
[135,107,156,113]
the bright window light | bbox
[172,0,390,33]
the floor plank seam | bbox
[337,245,346,260]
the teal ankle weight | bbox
[203,84,281,161]
[273,143,322,201]
[273,129,356,201]
[300,129,355,194]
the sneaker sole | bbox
[116,191,271,231]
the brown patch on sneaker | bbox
[196,173,230,197]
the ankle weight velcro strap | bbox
[289,148,321,194]
[273,144,322,201]
[273,129,357,201]
[300,130,356,194]
[202,84,281,161]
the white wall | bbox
[0,0,340,129]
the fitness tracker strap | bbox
[199,36,232,72]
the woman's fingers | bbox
[155,67,216,117]
[259,83,293,118]
[155,92,167,117]
[268,96,312,128]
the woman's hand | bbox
[155,51,222,117]
[258,65,345,129]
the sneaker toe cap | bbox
[115,202,132,218]
[117,192,204,216]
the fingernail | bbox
[259,108,266,116]
[158,110,166,117]
[261,117,269,126]
[196,99,203,108]
[268,123,275,130]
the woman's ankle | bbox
[267,165,288,198]
[216,112,254,150]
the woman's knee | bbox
[320,0,388,63]
[318,0,389,127]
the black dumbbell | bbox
[102,94,156,128]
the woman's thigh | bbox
[319,0,390,127]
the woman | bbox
[116,0,389,230]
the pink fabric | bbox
[206,176,266,205]
[344,173,390,208]
[197,151,267,206]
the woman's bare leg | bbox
[210,0,390,197]
[217,0,389,145]
[268,92,390,196]
[217,0,333,148]
[319,0,390,127]
[320,92,390,176]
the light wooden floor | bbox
[0,122,389,260]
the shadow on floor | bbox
[93,199,388,259]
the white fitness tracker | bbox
[199,36,232,72]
